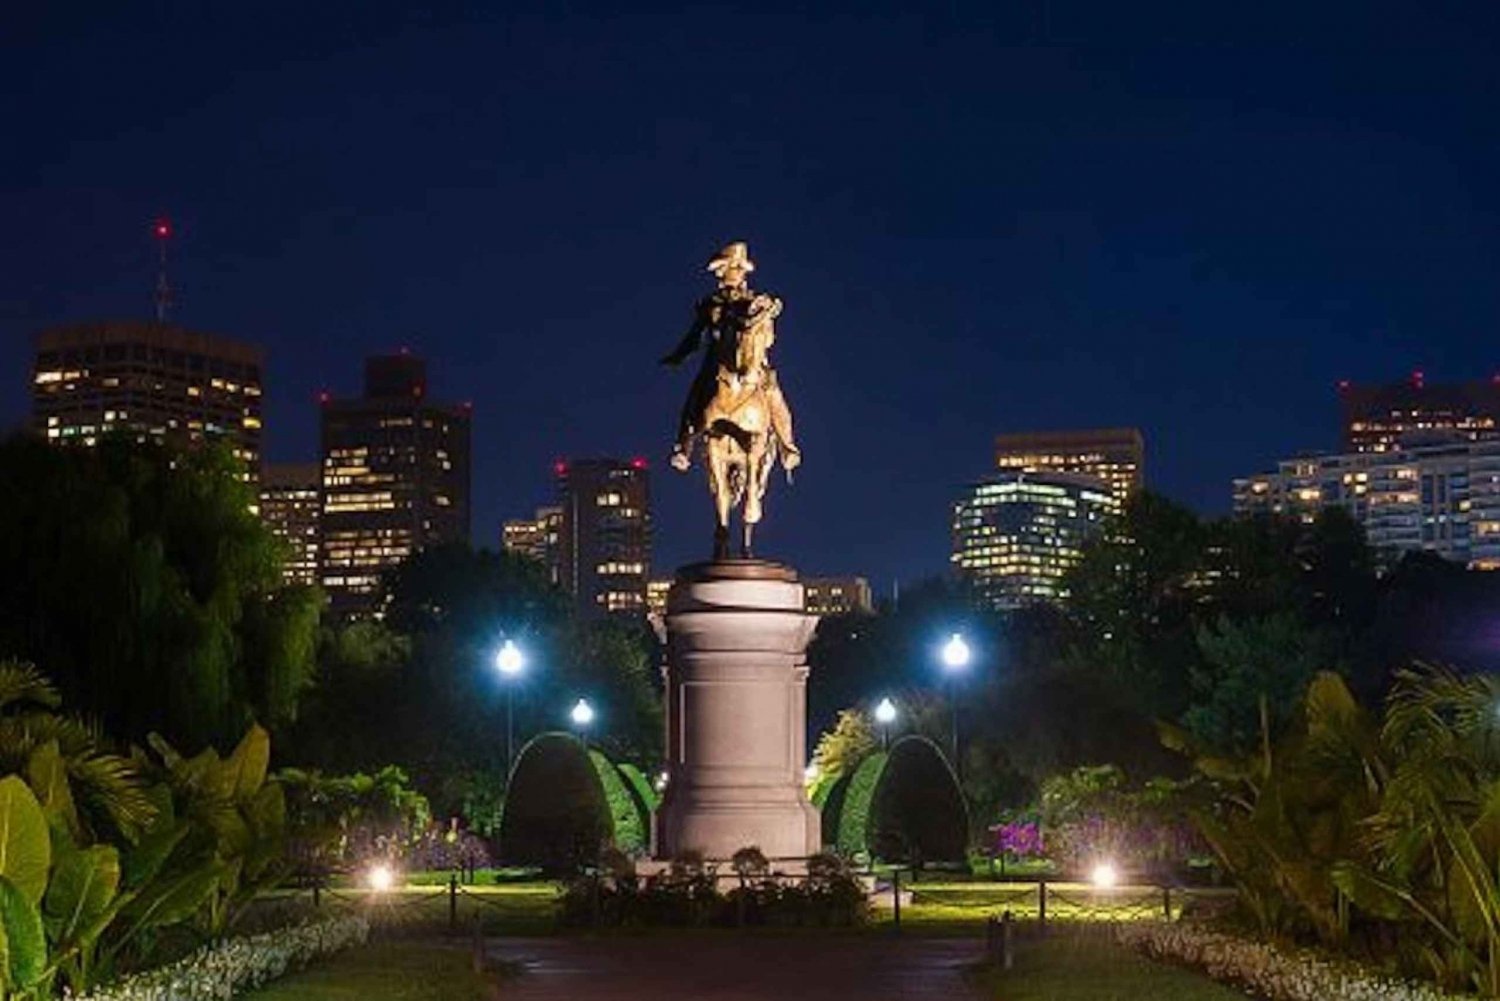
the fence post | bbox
[312,878,321,909]
[1001,909,1013,970]
[1037,880,1047,929]
[448,872,458,932]
[891,868,902,932]
[1163,885,1172,921]
[985,915,996,958]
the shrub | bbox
[868,736,968,864]
[499,734,611,872]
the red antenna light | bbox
[1337,379,1351,391]
[152,216,173,321]
[553,460,568,477]
[1413,368,1426,387]
[631,456,648,470]
[317,390,331,405]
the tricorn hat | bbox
[706,241,755,275]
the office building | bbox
[952,471,1118,609]
[1234,439,1500,569]
[803,576,874,616]
[994,427,1144,505]
[646,577,673,619]
[31,320,263,478]
[319,354,471,616]
[1339,374,1500,453]
[501,506,563,586]
[260,463,321,587]
[557,458,651,617]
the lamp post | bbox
[495,639,525,772]
[874,697,898,749]
[570,697,595,745]
[940,632,971,771]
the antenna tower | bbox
[153,217,172,322]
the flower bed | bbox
[1117,922,1469,1001]
[66,914,371,1001]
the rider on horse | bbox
[660,242,801,474]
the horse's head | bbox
[732,295,779,375]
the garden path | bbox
[488,935,981,1000]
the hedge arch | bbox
[821,736,968,863]
[499,733,611,870]
[588,749,651,854]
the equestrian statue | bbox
[660,242,801,560]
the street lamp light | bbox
[570,698,595,742]
[874,697,898,749]
[940,632,971,771]
[494,640,526,773]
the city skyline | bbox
[5,5,1498,593]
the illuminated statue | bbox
[660,242,800,558]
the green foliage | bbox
[0,874,48,992]
[588,750,648,855]
[0,776,52,907]
[291,546,663,824]
[0,435,317,748]
[833,750,886,857]
[279,765,432,872]
[810,709,877,796]
[498,735,610,872]
[1185,613,1331,753]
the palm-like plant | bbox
[1334,664,1500,995]
[0,660,155,841]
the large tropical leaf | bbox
[0,777,51,906]
[225,726,270,801]
[114,861,223,944]
[27,740,79,837]
[0,874,47,990]
[43,839,120,948]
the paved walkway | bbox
[488,936,981,1000]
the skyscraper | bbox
[260,463,321,587]
[31,320,264,478]
[556,458,651,617]
[1338,374,1500,453]
[501,505,563,586]
[994,427,1144,505]
[1234,439,1500,569]
[319,354,471,616]
[952,471,1118,609]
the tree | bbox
[0,434,318,750]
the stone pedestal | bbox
[653,559,821,860]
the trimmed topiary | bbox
[834,751,888,857]
[868,736,969,864]
[499,733,610,872]
[589,749,650,854]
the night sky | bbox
[4,4,1499,593]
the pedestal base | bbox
[653,559,821,860]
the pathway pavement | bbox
[487,935,982,1000]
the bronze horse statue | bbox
[701,293,793,559]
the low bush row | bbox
[1116,922,1465,1001]
[65,915,370,1001]
[562,852,869,928]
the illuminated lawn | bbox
[244,942,498,1000]
[895,882,1232,929]
[978,932,1248,1000]
[275,882,563,936]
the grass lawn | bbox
[979,932,1248,1000]
[244,942,496,1000]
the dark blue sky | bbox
[4,3,1498,591]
